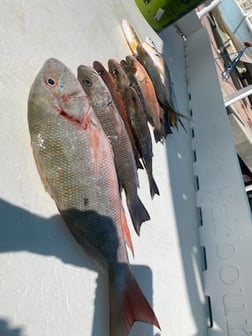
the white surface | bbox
[186,25,252,335]
[0,1,251,336]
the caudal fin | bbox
[110,269,160,336]
[147,172,160,199]
[127,196,150,235]
[153,126,165,143]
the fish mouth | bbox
[56,102,92,128]
[61,91,86,102]
[51,90,92,127]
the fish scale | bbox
[28,58,126,268]
[92,61,143,170]
[78,65,150,236]
[28,58,159,336]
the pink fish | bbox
[78,64,151,236]
[28,58,160,336]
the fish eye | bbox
[82,79,92,87]
[47,78,56,87]
[112,69,118,76]
[97,69,105,76]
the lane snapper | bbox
[136,43,189,130]
[121,18,189,130]
[124,85,160,198]
[78,65,150,236]
[125,55,165,142]
[93,60,143,170]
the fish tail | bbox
[167,110,179,130]
[175,110,191,121]
[147,172,160,198]
[164,119,173,135]
[168,109,190,131]
[161,113,173,136]
[160,100,190,131]
[127,196,150,235]
[109,269,160,336]
[153,126,165,143]
[178,118,188,133]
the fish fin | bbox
[127,196,150,235]
[174,110,191,121]
[178,118,188,133]
[121,207,134,257]
[153,127,165,143]
[167,110,179,130]
[163,116,173,136]
[136,158,144,169]
[168,110,189,133]
[159,99,190,128]
[160,107,173,136]
[110,269,160,336]
[88,115,106,174]
[147,173,160,198]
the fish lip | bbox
[53,98,93,127]
[61,91,86,100]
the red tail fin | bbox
[109,269,160,336]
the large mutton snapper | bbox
[27,58,160,336]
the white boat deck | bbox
[0,1,251,335]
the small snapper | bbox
[125,55,165,142]
[142,39,171,97]
[136,43,189,130]
[121,19,172,109]
[142,39,182,124]
[93,60,143,170]
[121,19,171,102]
[108,59,147,120]
[78,65,150,236]
[124,85,160,198]
[119,59,148,117]
[121,18,188,130]
[28,58,160,336]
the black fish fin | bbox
[148,173,160,198]
[127,196,150,235]
[153,127,165,143]
[178,118,188,133]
